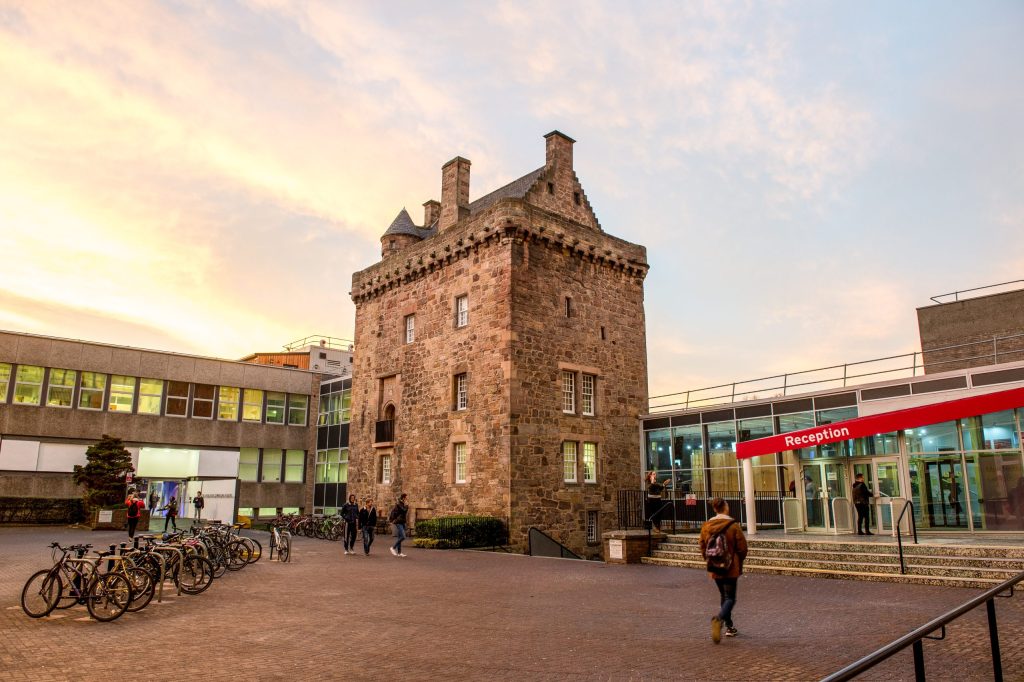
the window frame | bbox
[107,374,137,413]
[238,447,260,482]
[455,295,468,328]
[0,362,11,403]
[218,386,240,421]
[46,368,77,408]
[261,448,283,483]
[265,391,286,425]
[284,449,305,483]
[454,442,467,484]
[381,454,392,484]
[582,441,597,483]
[405,314,415,344]
[582,374,595,416]
[78,372,107,411]
[242,389,264,422]
[13,365,44,405]
[586,510,599,544]
[287,394,308,426]
[191,383,216,419]
[454,373,468,411]
[165,380,190,417]
[138,378,164,416]
[562,371,576,414]
[563,441,578,483]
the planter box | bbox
[90,508,150,531]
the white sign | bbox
[609,539,623,560]
[98,510,113,523]
[878,469,888,479]
[826,471,838,481]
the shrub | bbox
[72,434,134,512]
[414,515,507,549]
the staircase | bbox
[643,534,1024,589]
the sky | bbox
[1,0,1022,401]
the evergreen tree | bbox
[72,434,134,510]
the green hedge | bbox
[413,515,507,549]
[0,497,86,524]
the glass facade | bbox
[645,402,1024,533]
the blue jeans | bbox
[716,577,737,628]
[392,523,406,552]
[362,527,375,554]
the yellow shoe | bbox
[711,616,722,644]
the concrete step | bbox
[641,556,1007,589]
[649,550,1023,580]
[655,544,1024,570]
[661,534,1024,559]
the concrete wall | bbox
[917,289,1024,373]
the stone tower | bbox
[349,132,649,557]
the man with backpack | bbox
[699,497,748,644]
[125,491,144,539]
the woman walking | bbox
[359,499,378,555]
[388,493,409,557]
[163,495,178,532]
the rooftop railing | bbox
[283,335,354,352]
[648,331,1024,413]
[929,279,1024,304]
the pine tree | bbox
[72,434,135,510]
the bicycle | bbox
[21,543,133,622]
[270,525,292,563]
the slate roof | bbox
[468,167,545,215]
[382,208,437,239]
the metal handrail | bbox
[282,335,354,351]
[821,569,1024,682]
[895,500,918,575]
[648,331,1024,412]
[929,279,1024,304]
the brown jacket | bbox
[698,515,748,579]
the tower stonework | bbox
[349,132,648,557]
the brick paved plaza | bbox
[1,527,1021,681]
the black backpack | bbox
[705,521,735,575]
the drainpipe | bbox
[742,458,757,536]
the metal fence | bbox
[617,489,794,532]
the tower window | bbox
[454,373,468,411]
[565,297,573,318]
[455,295,469,328]
[573,192,581,205]
[547,182,554,194]
[600,326,606,341]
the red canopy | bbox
[736,386,1024,460]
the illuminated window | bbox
[454,443,467,483]
[266,392,286,424]
[261,448,282,482]
[46,369,77,408]
[583,442,597,483]
[242,389,263,422]
[341,389,351,423]
[14,365,44,405]
[563,441,578,483]
[79,372,106,410]
[108,375,136,412]
[218,387,240,421]
[562,371,575,413]
[138,379,163,415]
[285,449,305,483]
[0,363,10,403]
[239,448,259,482]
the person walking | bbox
[804,475,818,526]
[193,490,205,522]
[358,499,378,555]
[699,497,748,644]
[645,471,670,531]
[163,495,178,532]
[148,489,159,512]
[125,492,144,539]
[341,494,360,555]
[852,473,873,535]
[388,493,409,557]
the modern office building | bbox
[240,335,353,377]
[311,374,352,514]
[642,284,1024,536]
[347,132,650,556]
[0,330,320,523]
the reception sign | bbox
[737,386,1024,460]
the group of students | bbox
[122,489,206,538]
[337,492,410,557]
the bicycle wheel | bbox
[21,570,61,618]
[125,568,155,612]
[178,556,214,595]
[279,534,291,563]
[55,568,88,609]
[242,536,262,563]
[86,574,131,622]
[226,540,251,571]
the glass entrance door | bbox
[851,458,904,533]
[803,461,848,531]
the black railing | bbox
[528,527,582,560]
[896,499,919,574]
[822,569,1024,682]
[374,419,394,443]
[617,489,794,531]
[414,516,508,549]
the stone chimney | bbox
[440,156,471,231]
[544,130,575,172]
[423,199,441,228]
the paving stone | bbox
[0,526,1021,681]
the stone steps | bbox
[644,534,1024,589]
[655,544,1024,570]
[642,556,1007,589]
